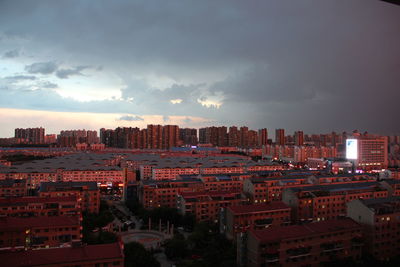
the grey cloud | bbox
[25,61,58,74]
[5,75,36,81]
[0,0,399,134]
[210,64,318,104]
[119,115,144,121]
[56,66,90,79]
[40,81,58,89]
[3,49,19,58]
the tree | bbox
[164,234,188,260]
[182,213,196,231]
[82,201,115,244]
[124,242,160,267]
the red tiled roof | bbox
[180,190,241,198]
[0,242,123,267]
[0,196,77,205]
[0,216,80,230]
[227,202,290,215]
[250,218,360,243]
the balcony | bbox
[321,242,344,253]
[263,252,279,263]
[286,247,311,259]
[351,237,363,247]
[255,218,273,227]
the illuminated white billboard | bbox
[346,139,358,160]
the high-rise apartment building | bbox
[248,130,258,148]
[59,129,99,146]
[294,130,304,146]
[86,130,99,144]
[14,127,45,144]
[228,126,239,147]
[258,128,268,147]
[199,126,227,146]
[147,124,163,149]
[100,125,180,149]
[275,128,285,146]
[162,125,180,149]
[179,128,198,146]
[239,126,249,148]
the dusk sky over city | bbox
[1,0,399,137]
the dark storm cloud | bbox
[0,0,399,134]
[25,61,58,75]
[56,66,91,79]
[2,49,19,58]
[119,115,144,121]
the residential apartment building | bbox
[0,179,27,197]
[283,182,389,223]
[0,242,124,267]
[347,196,400,261]
[0,196,80,218]
[139,178,204,208]
[240,218,362,267]
[224,202,291,240]
[0,216,81,249]
[39,181,100,213]
[177,190,245,222]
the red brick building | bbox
[348,133,388,171]
[39,181,100,213]
[283,182,388,223]
[240,218,362,267]
[244,174,377,204]
[347,196,400,261]
[0,216,81,249]
[201,175,244,192]
[0,196,80,218]
[0,242,124,267]
[139,178,204,208]
[0,179,27,197]
[223,202,291,240]
[177,190,245,222]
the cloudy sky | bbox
[0,0,399,137]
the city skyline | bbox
[2,1,400,266]
[1,1,400,137]
[0,122,396,140]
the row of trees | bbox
[1,154,55,162]
[125,199,196,230]
[124,242,160,267]
[125,199,236,266]
[82,200,117,244]
[164,222,237,267]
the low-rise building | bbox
[0,196,80,218]
[139,178,204,208]
[0,216,81,249]
[178,190,245,222]
[223,202,291,240]
[240,218,362,267]
[39,181,100,213]
[0,242,124,267]
[0,179,27,197]
[283,182,388,223]
[347,196,400,261]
